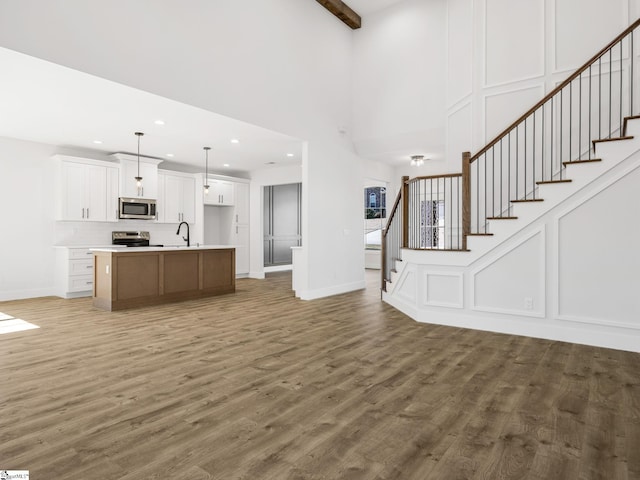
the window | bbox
[364,186,386,250]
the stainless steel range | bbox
[112,231,163,247]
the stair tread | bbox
[487,216,518,220]
[563,158,602,166]
[511,198,543,203]
[593,135,634,143]
[467,233,494,236]
[537,179,572,184]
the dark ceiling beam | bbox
[316,0,361,29]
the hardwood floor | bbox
[0,271,639,479]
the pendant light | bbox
[203,146,211,194]
[134,131,144,188]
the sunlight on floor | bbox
[0,311,40,334]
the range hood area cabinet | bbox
[156,171,196,224]
[53,155,119,222]
[111,153,162,199]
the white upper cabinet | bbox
[233,182,249,224]
[157,172,196,224]
[112,154,162,199]
[54,155,119,222]
[204,178,234,206]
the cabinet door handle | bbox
[82,208,85,219]
[86,281,93,285]
[87,208,89,219]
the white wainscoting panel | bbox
[554,0,627,72]
[484,0,544,87]
[472,227,545,317]
[555,162,640,329]
[396,264,417,303]
[447,0,474,105]
[484,84,544,142]
[423,270,464,308]
[446,101,473,161]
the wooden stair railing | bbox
[381,176,407,292]
[382,19,640,293]
[465,18,640,236]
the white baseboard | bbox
[0,288,56,302]
[298,280,366,301]
[264,264,292,273]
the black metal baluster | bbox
[508,133,511,217]
[524,118,528,199]
[632,31,634,117]
[599,56,602,140]
[542,103,545,180]
[587,65,593,160]
[516,126,519,202]
[620,40,623,132]
[500,138,503,217]
[570,81,572,163]
[560,89,563,179]
[609,47,612,138]
[533,111,536,198]
[579,72,582,161]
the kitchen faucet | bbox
[176,221,190,247]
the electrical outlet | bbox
[524,297,533,310]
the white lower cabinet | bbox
[55,247,95,298]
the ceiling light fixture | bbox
[154,120,165,125]
[93,140,103,144]
[230,138,240,144]
[165,153,174,157]
[223,163,230,167]
[134,132,144,188]
[410,155,425,167]
[203,146,211,195]
[286,153,294,157]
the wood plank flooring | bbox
[0,271,639,479]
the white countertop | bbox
[90,245,236,253]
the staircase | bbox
[381,19,640,353]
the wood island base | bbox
[92,248,235,311]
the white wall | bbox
[0,0,371,300]
[352,0,448,168]
[0,137,56,300]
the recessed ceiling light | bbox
[154,120,165,125]
[223,163,230,167]
[165,153,174,157]
[93,140,103,144]
[286,153,294,157]
[230,138,240,144]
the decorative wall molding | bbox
[552,0,629,73]
[422,270,464,308]
[483,0,545,88]
[471,225,546,318]
[553,156,640,330]
[483,84,545,143]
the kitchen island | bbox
[91,246,235,311]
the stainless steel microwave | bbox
[119,197,157,220]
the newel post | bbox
[461,152,471,251]
[401,175,409,248]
